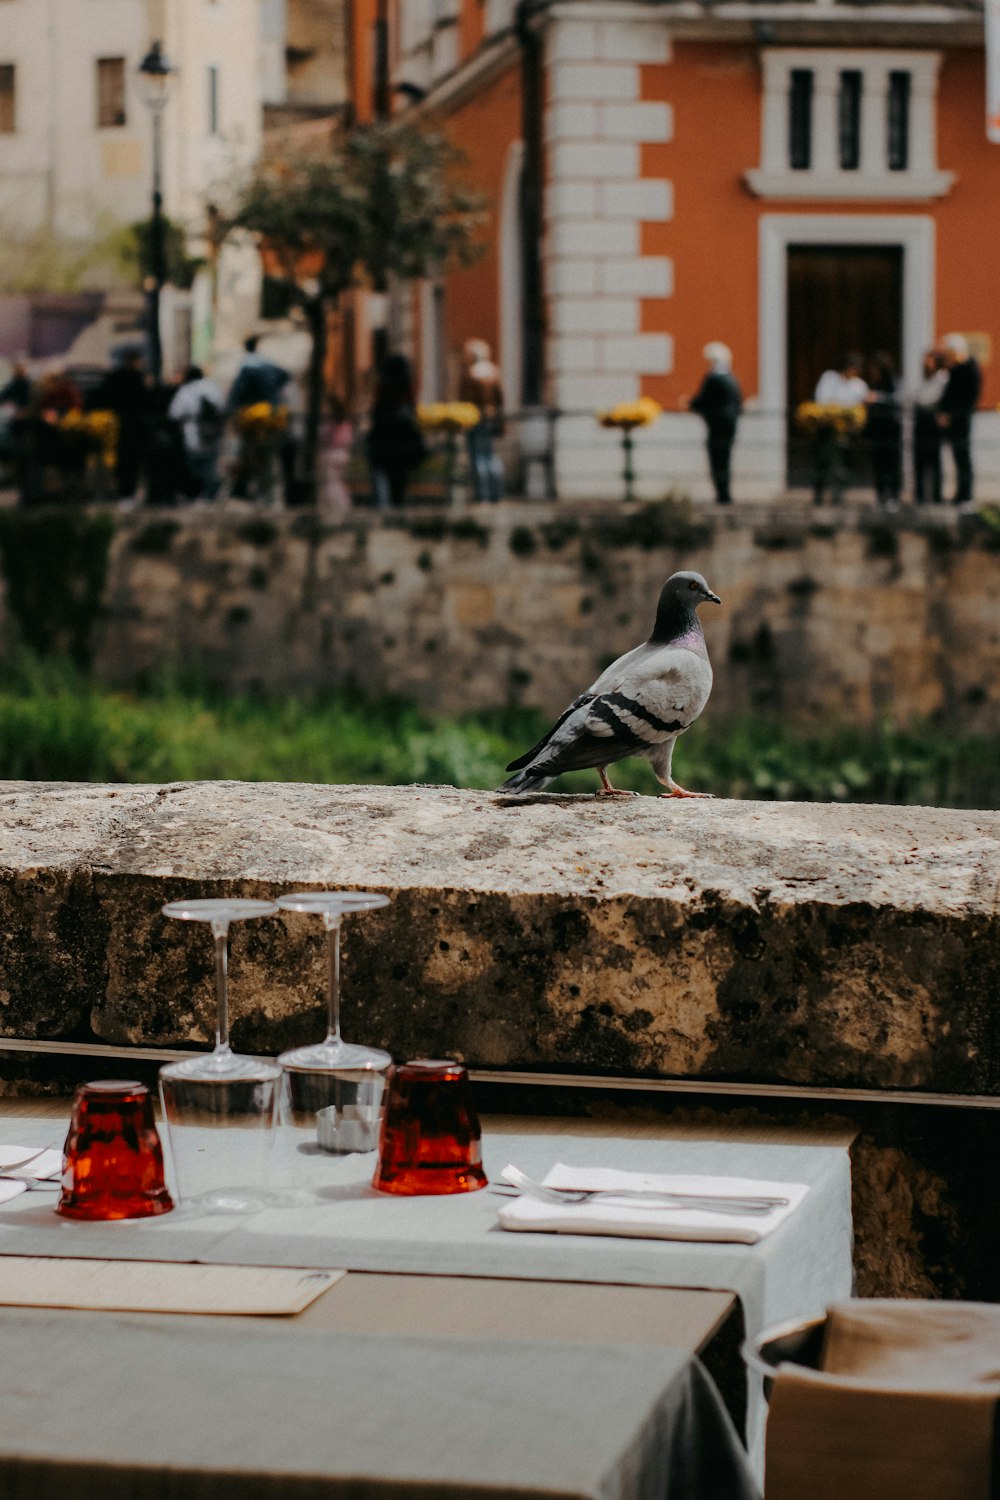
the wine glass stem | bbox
[326,916,342,1044]
[212,920,231,1054]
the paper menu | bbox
[0,1258,345,1316]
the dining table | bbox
[0,1099,855,1499]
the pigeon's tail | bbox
[496,767,555,794]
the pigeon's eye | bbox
[689,581,699,591]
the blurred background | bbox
[0,0,996,805]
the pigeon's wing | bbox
[505,693,593,772]
[512,649,711,780]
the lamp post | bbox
[137,40,176,385]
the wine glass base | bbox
[278,1041,391,1073]
[161,1053,281,1084]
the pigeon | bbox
[498,570,721,797]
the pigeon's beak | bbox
[705,590,721,605]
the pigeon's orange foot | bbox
[659,784,713,799]
[597,769,638,797]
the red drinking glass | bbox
[373,1060,488,1195]
[58,1080,174,1220]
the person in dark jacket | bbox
[228,335,289,411]
[864,352,902,507]
[689,342,742,505]
[937,333,982,505]
[912,348,948,505]
[99,349,150,499]
[366,353,426,508]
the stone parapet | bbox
[1,782,997,1098]
[48,503,1000,734]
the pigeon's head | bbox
[650,571,721,643]
[664,571,721,608]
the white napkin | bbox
[0,1147,64,1208]
[496,1164,809,1244]
[0,1147,63,1179]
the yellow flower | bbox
[58,408,119,465]
[237,402,288,434]
[417,402,481,431]
[796,401,866,435]
[596,397,662,430]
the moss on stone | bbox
[0,506,114,668]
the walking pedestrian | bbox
[937,333,982,506]
[366,353,426,509]
[98,349,150,501]
[864,353,902,508]
[689,342,742,505]
[229,336,290,500]
[912,348,947,505]
[458,339,505,503]
[168,365,225,499]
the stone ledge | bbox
[1,782,998,1096]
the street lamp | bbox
[137,40,176,384]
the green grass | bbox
[0,654,995,807]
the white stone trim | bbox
[550,140,640,179]
[599,179,672,220]
[758,213,936,411]
[599,257,673,297]
[745,170,954,199]
[542,10,674,413]
[549,62,639,101]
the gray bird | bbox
[498,570,721,797]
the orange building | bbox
[347,0,1000,500]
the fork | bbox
[0,1147,52,1176]
[500,1165,788,1215]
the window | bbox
[838,71,862,171]
[887,71,910,171]
[0,63,14,134]
[96,57,126,128]
[207,64,219,134]
[788,70,812,171]
[748,50,952,200]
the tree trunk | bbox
[302,295,329,506]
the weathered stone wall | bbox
[5,502,996,730]
[1,783,999,1299]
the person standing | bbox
[228,335,289,412]
[864,353,902,508]
[168,366,225,499]
[688,342,742,505]
[458,339,505,503]
[912,348,948,505]
[0,362,35,504]
[366,352,426,509]
[812,353,868,506]
[937,333,982,506]
[228,336,290,500]
[99,349,150,501]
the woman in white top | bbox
[812,354,868,505]
[167,366,225,499]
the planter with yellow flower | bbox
[235,402,289,503]
[794,402,867,438]
[418,402,480,505]
[596,397,662,503]
[796,402,867,506]
[57,409,120,499]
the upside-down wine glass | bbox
[158,898,281,1212]
[277,892,392,1174]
